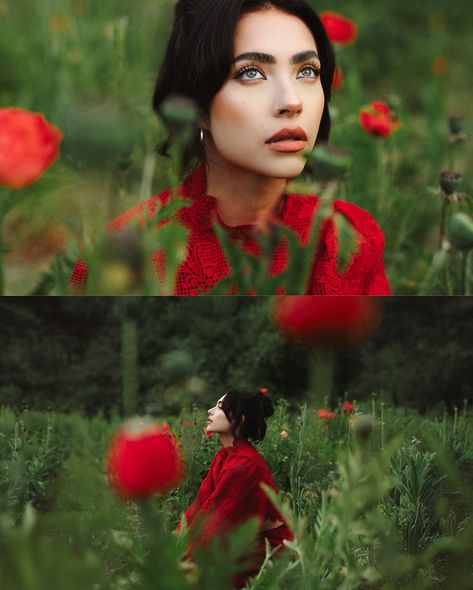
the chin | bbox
[267,160,305,180]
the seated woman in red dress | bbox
[70,0,390,295]
[175,388,294,588]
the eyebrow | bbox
[231,50,319,66]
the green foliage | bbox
[0,399,472,588]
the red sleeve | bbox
[175,454,221,533]
[183,458,263,552]
[67,191,171,294]
[366,228,391,295]
[69,258,88,294]
[332,200,391,295]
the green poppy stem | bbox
[307,347,335,409]
[461,250,472,296]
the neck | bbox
[204,156,287,229]
[219,432,236,448]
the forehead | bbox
[235,7,317,56]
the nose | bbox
[275,84,303,117]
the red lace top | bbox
[69,161,390,295]
[175,436,293,554]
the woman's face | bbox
[207,394,233,434]
[202,6,325,180]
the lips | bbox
[207,419,212,423]
[266,127,307,144]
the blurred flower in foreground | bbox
[107,418,184,499]
[273,296,380,347]
[259,387,269,396]
[280,430,289,439]
[203,426,213,438]
[359,101,400,138]
[320,11,358,45]
[0,107,63,189]
[317,409,336,420]
[352,414,374,442]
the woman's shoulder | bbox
[333,199,385,246]
[285,192,384,244]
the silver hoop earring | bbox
[200,129,204,143]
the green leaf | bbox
[333,212,358,273]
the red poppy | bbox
[332,67,344,91]
[203,426,213,438]
[0,107,63,189]
[273,296,380,347]
[341,400,354,413]
[317,409,336,420]
[359,101,400,138]
[181,420,190,428]
[107,419,184,499]
[320,11,358,46]
[259,387,269,396]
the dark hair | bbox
[152,0,335,173]
[220,388,274,443]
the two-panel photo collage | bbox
[1,1,472,588]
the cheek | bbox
[211,89,256,132]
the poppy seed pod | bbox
[448,212,473,251]
[352,414,374,442]
[107,419,185,499]
[448,114,464,136]
[160,94,199,140]
[440,171,462,196]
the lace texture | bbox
[69,161,390,295]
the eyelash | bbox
[234,62,321,81]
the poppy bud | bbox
[352,414,374,442]
[448,114,464,135]
[448,212,473,251]
[160,94,199,139]
[439,171,462,196]
[307,142,351,182]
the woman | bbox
[175,389,294,588]
[70,0,390,295]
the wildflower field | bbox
[1,398,472,589]
[1,0,473,294]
